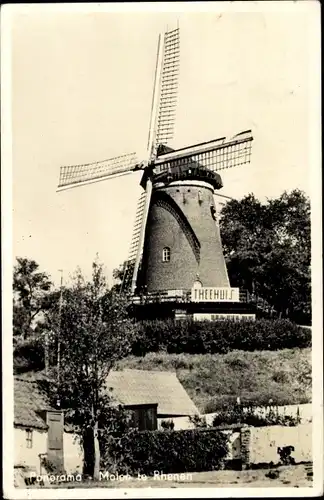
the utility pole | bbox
[44,331,49,376]
[57,269,63,408]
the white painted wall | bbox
[14,427,47,474]
[14,427,84,475]
[249,423,312,465]
[158,417,194,430]
[63,432,84,474]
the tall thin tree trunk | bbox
[92,396,100,480]
[93,420,100,480]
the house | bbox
[106,369,199,430]
[14,376,83,477]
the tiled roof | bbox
[14,377,53,430]
[106,369,199,417]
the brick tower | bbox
[138,158,230,293]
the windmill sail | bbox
[121,191,147,292]
[154,28,180,150]
[57,152,141,191]
[154,130,253,174]
[128,27,181,294]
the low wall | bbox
[248,423,312,465]
[63,433,84,474]
[158,417,312,467]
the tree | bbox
[111,260,134,294]
[219,189,311,322]
[47,258,137,479]
[13,258,53,339]
[111,262,125,294]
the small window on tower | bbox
[162,247,171,262]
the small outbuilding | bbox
[106,369,199,430]
[14,376,83,478]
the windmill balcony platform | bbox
[131,288,252,304]
[128,289,258,321]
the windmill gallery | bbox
[57,27,256,322]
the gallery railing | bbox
[130,289,254,305]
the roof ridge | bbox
[15,376,39,382]
[119,368,177,375]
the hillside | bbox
[116,348,312,413]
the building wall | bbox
[142,181,230,292]
[14,427,47,474]
[14,427,83,475]
[63,432,83,474]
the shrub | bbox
[211,403,301,428]
[132,319,311,356]
[160,419,175,430]
[101,428,229,476]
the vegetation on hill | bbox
[132,319,311,356]
[116,348,312,413]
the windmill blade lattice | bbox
[57,152,140,191]
[154,28,180,149]
[121,191,147,292]
[128,191,147,262]
[154,130,253,174]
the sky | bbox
[7,2,320,287]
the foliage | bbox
[189,414,208,428]
[44,258,137,479]
[111,262,127,294]
[211,403,302,427]
[40,456,63,475]
[101,428,229,476]
[13,336,45,373]
[13,257,53,339]
[277,446,296,465]
[117,348,312,413]
[160,419,175,430]
[219,190,311,323]
[132,318,311,356]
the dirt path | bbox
[31,464,312,489]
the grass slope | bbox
[116,348,311,413]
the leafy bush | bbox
[101,428,229,476]
[211,403,302,428]
[132,319,311,356]
[160,419,175,430]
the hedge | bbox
[131,319,311,356]
[101,428,229,476]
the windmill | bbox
[57,27,254,320]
